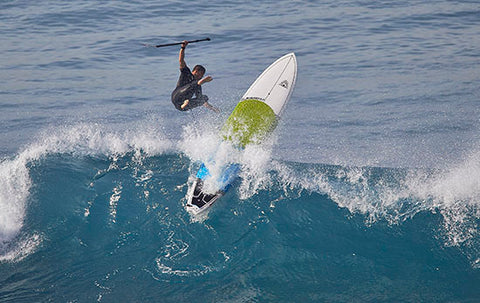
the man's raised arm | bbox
[179,40,188,69]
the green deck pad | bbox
[222,99,278,148]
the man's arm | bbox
[179,40,188,69]
[197,75,213,86]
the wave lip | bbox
[0,155,31,253]
[0,121,173,261]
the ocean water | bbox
[1,0,480,302]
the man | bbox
[171,41,219,112]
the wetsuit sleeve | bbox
[176,66,193,88]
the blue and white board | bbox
[186,53,297,215]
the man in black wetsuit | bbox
[171,40,219,112]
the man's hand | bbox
[198,76,213,85]
[181,40,189,48]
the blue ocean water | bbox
[1,0,480,301]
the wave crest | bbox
[0,121,173,261]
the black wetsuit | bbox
[171,66,208,111]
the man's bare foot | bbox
[181,99,189,109]
[203,102,220,113]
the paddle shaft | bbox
[153,38,211,48]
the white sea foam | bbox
[0,120,173,261]
[178,114,480,253]
[179,119,277,199]
[154,231,215,278]
[178,123,222,163]
[0,234,42,263]
[109,185,122,224]
[180,123,235,193]
[0,157,31,248]
[270,147,480,252]
[406,150,480,246]
[237,142,275,200]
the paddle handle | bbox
[148,37,211,48]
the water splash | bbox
[0,156,30,248]
[268,149,480,255]
[0,121,173,261]
[179,121,277,199]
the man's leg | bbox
[181,95,208,111]
[180,99,190,110]
[172,83,197,111]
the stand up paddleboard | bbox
[186,53,297,215]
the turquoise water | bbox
[1,0,480,302]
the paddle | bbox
[143,37,211,48]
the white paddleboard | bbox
[242,52,297,116]
[186,53,297,216]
